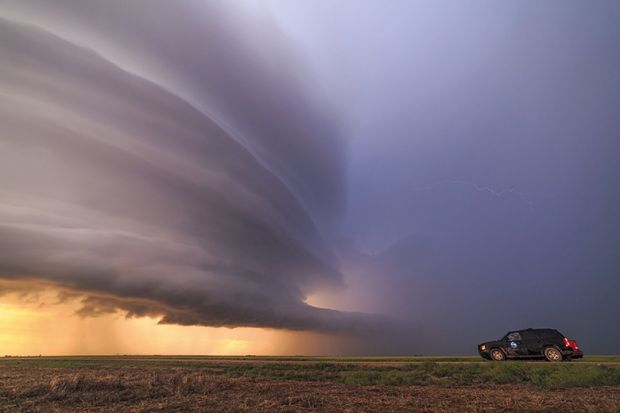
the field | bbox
[1,356,620,412]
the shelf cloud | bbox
[0,2,371,333]
[2,1,619,354]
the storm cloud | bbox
[0,1,368,333]
[1,1,619,354]
[275,0,620,353]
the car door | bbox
[519,330,541,356]
[503,331,524,357]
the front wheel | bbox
[490,348,506,361]
[544,346,562,362]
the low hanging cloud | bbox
[0,3,374,333]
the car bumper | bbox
[563,349,583,359]
[478,349,491,360]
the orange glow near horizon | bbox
[0,285,343,356]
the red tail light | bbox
[564,337,579,350]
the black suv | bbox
[478,328,583,361]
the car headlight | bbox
[480,345,487,351]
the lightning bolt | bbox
[411,180,534,211]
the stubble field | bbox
[1,356,620,412]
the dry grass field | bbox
[1,356,620,412]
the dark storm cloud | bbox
[1,0,345,227]
[0,5,370,333]
[262,0,620,353]
[2,0,619,355]
[320,1,620,353]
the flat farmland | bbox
[1,356,620,412]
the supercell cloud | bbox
[0,1,364,332]
[1,1,620,354]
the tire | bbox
[490,348,506,361]
[544,346,562,362]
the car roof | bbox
[515,328,561,335]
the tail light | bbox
[563,337,579,350]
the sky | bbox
[1,0,619,355]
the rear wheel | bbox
[490,348,506,361]
[544,346,562,362]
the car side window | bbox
[521,330,537,340]
[507,332,522,341]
